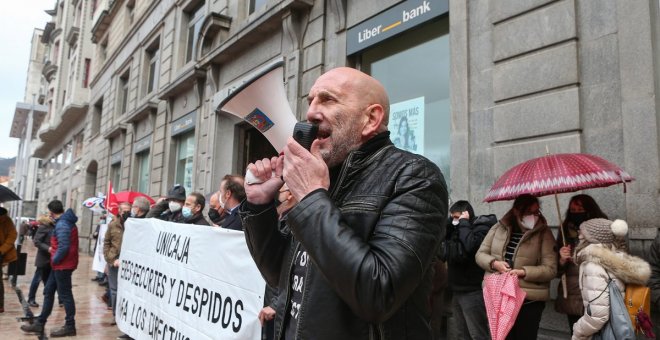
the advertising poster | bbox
[389,96,425,154]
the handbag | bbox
[7,252,27,276]
[591,272,635,340]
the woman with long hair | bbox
[476,194,557,339]
[555,194,608,334]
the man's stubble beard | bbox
[320,110,363,168]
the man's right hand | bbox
[245,156,284,205]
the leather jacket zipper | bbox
[329,152,355,199]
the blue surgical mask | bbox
[182,207,192,219]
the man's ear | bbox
[361,104,385,138]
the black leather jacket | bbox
[241,133,448,340]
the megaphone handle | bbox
[245,169,277,185]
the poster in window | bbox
[389,96,424,154]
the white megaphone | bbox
[215,60,317,184]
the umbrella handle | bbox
[554,193,566,246]
[561,274,568,299]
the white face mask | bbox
[521,215,538,230]
[168,201,182,212]
[451,219,460,226]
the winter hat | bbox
[166,184,186,201]
[580,218,628,244]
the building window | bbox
[73,133,84,159]
[174,132,195,195]
[117,70,130,115]
[99,38,108,65]
[53,41,60,64]
[83,58,91,88]
[64,143,73,165]
[249,0,267,14]
[136,151,150,193]
[111,162,122,189]
[144,39,160,96]
[91,97,103,136]
[362,19,451,180]
[184,2,205,64]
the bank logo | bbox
[358,0,432,43]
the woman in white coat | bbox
[572,218,650,340]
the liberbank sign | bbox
[346,0,448,55]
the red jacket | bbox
[50,209,79,270]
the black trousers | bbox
[506,300,545,340]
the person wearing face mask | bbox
[207,192,225,226]
[555,194,608,334]
[442,200,496,340]
[181,192,210,225]
[476,194,557,340]
[130,197,151,219]
[147,184,186,223]
[218,174,246,231]
[102,201,131,322]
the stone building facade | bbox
[23,0,659,335]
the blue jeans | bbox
[28,266,51,302]
[452,290,490,340]
[39,269,76,327]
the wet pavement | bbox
[1,241,123,339]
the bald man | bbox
[241,67,448,340]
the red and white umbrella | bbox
[483,273,526,340]
[484,153,634,202]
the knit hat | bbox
[166,184,186,201]
[580,218,628,244]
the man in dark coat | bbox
[240,67,447,340]
[27,214,56,307]
[444,200,495,340]
[182,192,210,225]
[21,200,79,337]
[147,184,186,222]
[219,175,245,231]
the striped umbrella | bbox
[484,153,634,203]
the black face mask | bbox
[121,211,131,222]
[208,208,223,224]
[567,212,588,228]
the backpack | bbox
[624,284,654,337]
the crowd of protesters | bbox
[2,66,658,340]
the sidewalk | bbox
[0,240,123,339]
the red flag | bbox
[106,181,118,216]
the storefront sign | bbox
[134,134,152,154]
[171,111,196,136]
[346,0,448,55]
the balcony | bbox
[91,0,122,43]
[66,26,80,46]
[198,0,313,66]
[42,61,58,82]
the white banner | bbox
[92,223,108,273]
[116,218,266,340]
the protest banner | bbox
[91,223,108,273]
[116,218,265,340]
